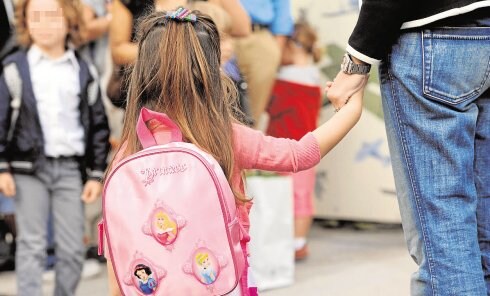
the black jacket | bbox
[348,0,490,62]
[0,50,110,180]
[0,0,16,69]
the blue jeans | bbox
[379,24,490,295]
[15,158,84,296]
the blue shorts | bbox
[0,193,15,214]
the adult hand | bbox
[81,180,103,204]
[326,70,369,111]
[0,172,16,197]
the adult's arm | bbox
[110,0,138,66]
[213,0,251,37]
[327,0,407,110]
[82,4,111,43]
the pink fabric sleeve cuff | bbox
[296,132,321,171]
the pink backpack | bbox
[100,108,246,295]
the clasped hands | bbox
[325,70,369,112]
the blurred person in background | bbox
[81,0,112,76]
[266,22,322,261]
[42,0,113,281]
[0,0,17,273]
[235,0,293,128]
[0,0,17,70]
[0,0,110,294]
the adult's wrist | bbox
[350,55,369,66]
[341,53,371,75]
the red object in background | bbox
[266,80,322,140]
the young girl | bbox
[106,9,366,295]
[266,22,322,260]
[0,0,110,294]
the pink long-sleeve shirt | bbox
[231,123,321,230]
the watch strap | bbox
[342,53,371,75]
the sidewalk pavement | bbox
[0,222,416,296]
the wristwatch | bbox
[341,53,371,75]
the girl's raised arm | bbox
[313,80,367,157]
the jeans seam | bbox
[428,34,490,40]
[387,53,438,295]
[422,31,431,99]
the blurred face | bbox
[26,0,67,49]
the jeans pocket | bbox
[422,28,490,105]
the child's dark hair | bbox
[134,264,152,278]
[291,22,321,63]
[113,10,247,202]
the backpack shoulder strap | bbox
[3,63,22,142]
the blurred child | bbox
[266,22,322,260]
[105,9,366,295]
[0,0,110,294]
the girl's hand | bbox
[326,71,369,111]
[313,78,368,157]
[0,173,16,197]
[81,180,103,203]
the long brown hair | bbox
[15,0,85,48]
[115,10,245,201]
